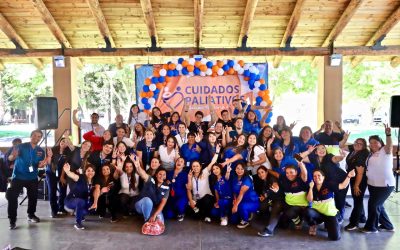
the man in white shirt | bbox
[73,109,105,136]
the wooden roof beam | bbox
[194,0,204,49]
[30,0,83,69]
[0,13,43,69]
[390,56,400,68]
[86,0,122,69]
[273,0,306,68]
[351,4,400,67]
[1,45,400,58]
[311,0,364,67]
[140,0,159,51]
[237,0,259,48]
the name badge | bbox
[56,170,59,177]
[186,162,190,167]
[78,168,83,175]
[29,166,34,172]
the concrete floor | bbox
[0,192,399,250]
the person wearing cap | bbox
[361,124,396,233]
[73,109,105,137]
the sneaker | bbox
[258,228,273,237]
[177,214,185,222]
[9,222,16,230]
[220,217,228,226]
[237,220,250,229]
[82,217,86,222]
[338,218,344,225]
[248,213,254,221]
[99,215,104,219]
[28,214,40,223]
[50,212,58,218]
[344,224,358,231]
[110,217,118,223]
[378,225,395,232]
[360,228,379,234]
[345,202,352,208]
[204,217,211,223]
[74,223,85,230]
[309,225,317,236]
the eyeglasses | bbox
[354,142,364,146]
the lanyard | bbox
[179,134,187,144]
[146,145,152,164]
[194,176,199,195]
[128,176,132,191]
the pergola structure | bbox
[0,0,399,140]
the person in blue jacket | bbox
[231,162,260,229]
[270,127,299,159]
[243,109,270,135]
[63,163,96,230]
[212,163,233,226]
[221,134,247,173]
[180,132,201,170]
[269,147,298,177]
[294,126,319,182]
[164,157,188,221]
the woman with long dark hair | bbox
[168,111,181,136]
[211,163,232,226]
[246,133,269,175]
[132,123,146,149]
[157,135,180,171]
[128,104,148,135]
[221,134,248,173]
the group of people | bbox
[2,97,396,240]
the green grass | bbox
[0,130,30,138]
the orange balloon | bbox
[200,65,207,72]
[212,72,217,77]
[140,92,146,98]
[165,76,171,82]
[162,82,167,87]
[263,95,269,101]
[194,61,202,68]
[228,68,235,75]
[265,89,270,94]
[223,72,227,76]
[187,65,194,72]
[181,60,189,67]
[258,91,265,97]
[244,77,249,81]
[162,64,169,70]
[259,79,265,84]
[168,63,176,70]
[217,61,224,68]
[147,91,154,97]
[156,83,163,89]
[212,65,219,72]
[154,70,160,77]
[267,100,272,105]
[238,60,244,67]
[144,78,151,85]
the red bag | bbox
[141,220,165,236]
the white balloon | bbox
[200,72,206,77]
[212,60,217,66]
[148,98,156,105]
[189,72,194,77]
[233,64,240,71]
[200,58,208,64]
[249,66,257,73]
[260,101,267,107]
[243,64,251,70]
[171,59,178,65]
[206,68,212,76]
[254,68,260,75]
[176,64,183,71]
[138,103,144,110]
[223,59,228,64]
[159,69,167,77]
[189,58,196,65]
[217,68,224,76]
[238,68,245,75]
[254,81,261,88]
[149,84,157,91]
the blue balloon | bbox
[249,83,255,90]
[195,57,202,61]
[256,96,263,104]
[222,64,229,71]
[178,58,184,64]
[206,61,213,68]
[244,70,250,77]
[194,68,201,75]
[151,77,158,84]
[266,118,271,123]
[167,70,174,77]
[255,75,261,81]
[182,68,189,75]
[158,76,165,83]
[248,79,255,85]
[249,73,256,80]
[154,89,160,95]
[228,60,234,67]
[153,93,159,99]
[173,69,179,76]
[143,85,150,92]
[254,110,262,120]
[268,112,273,118]
[141,97,149,104]
[144,103,151,110]
[259,84,267,90]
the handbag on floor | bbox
[141,219,165,236]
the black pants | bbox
[304,208,340,241]
[364,185,394,231]
[97,193,118,218]
[46,170,67,214]
[119,193,140,215]
[264,199,284,233]
[349,178,367,225]
[282,204,306,227]
[192,194,214,219]
[334,185,348,220]
[6,178,38,222]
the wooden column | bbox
[317,56,343,126]
[52,57,79,144]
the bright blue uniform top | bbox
[12,142,45,181]
[293,137,319,152]
[243,118,261,135]
[272,157,298,175]
[232,175,258,202]
[214,176,232,199]
[180,143,200,164]
[167,170,188,198]
[222,147,248,172]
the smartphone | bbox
[294,153,303,162]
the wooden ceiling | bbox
[0,0,400,68]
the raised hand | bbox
[347,169,356,178]
[384,123,391,136]
[112,148,118,159]
[195,133,201,143]
[289,121,297,129]
[270,182,279,193]
[63,163,71,173]
[309,180,314,189]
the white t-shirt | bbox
[158,145,178,171]
[366,147,395,187]
[191,168,212,200]
[175,133,188,147]
[80,122,105,136]
[119,172,140,197]
[113,137,135,148]
[247,145,270,175]
[129,112,148,128]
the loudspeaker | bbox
[390,95,400,127]
[33,97,58,130]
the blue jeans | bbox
[364,185,394,231]
[64,197,88,224]
[304,207,340,241]
[135,197,164,223]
